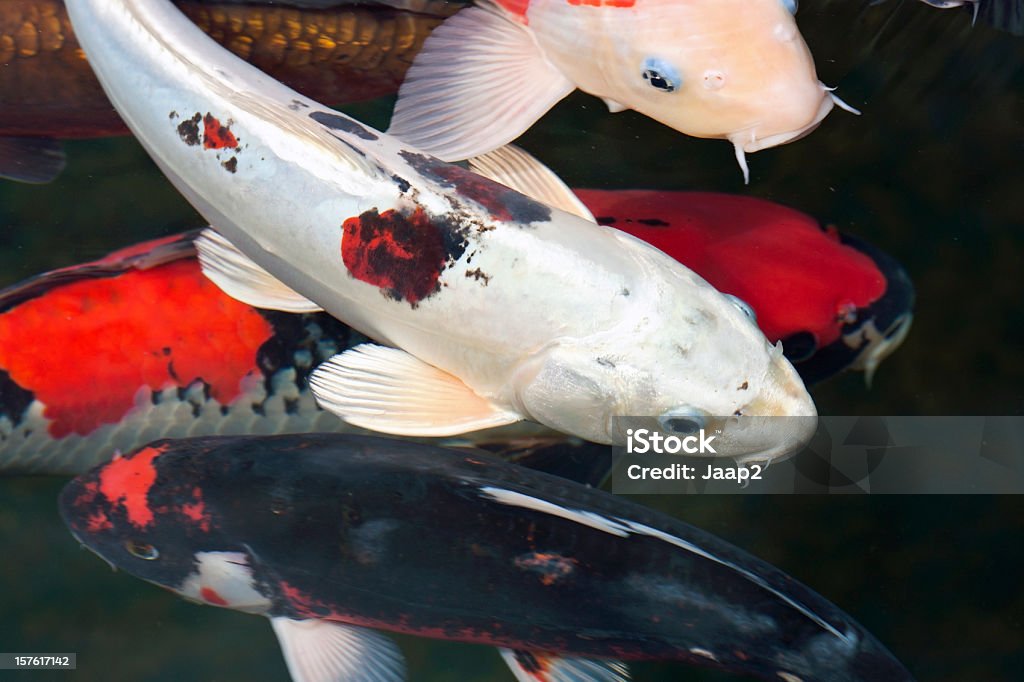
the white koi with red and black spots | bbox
[65,0,816,461]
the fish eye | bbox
[725,294,757,322]
[781,0,798,14]
[641,58,680,93]
[658,408,707,434]
[125,539,160,560]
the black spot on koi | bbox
[399,151,552,225]
[177,113,202,147]
[309,111,379,141]
[465,268,491,285]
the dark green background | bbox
[1,1,1022,680]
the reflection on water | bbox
[0,2,1022,680]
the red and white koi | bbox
[388,0,859,182]
[65,0,817,461]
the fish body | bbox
[65,0,816,458]
[60,433,916,681]
[0,190,910,474]
[389,0,848,180]
[579,190,914,385]
[0,232,567,475]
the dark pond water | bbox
[0,1,1022,680]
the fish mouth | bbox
[717,346,819,465]
[728,84,859,182]
[732,82,862,152]
[733,87,835,155]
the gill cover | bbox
[515,346,615,442]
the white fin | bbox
[196,228,323,313]
[309,344,522,436]
[602,98,628,113]
[500,648,630,682]
[270,617,405,682]
[467,146,595,221]
[388,5,575,161]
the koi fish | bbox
[388,0,859,182]
[0,0,450,183]
[0,190,909,473]
[0,232,569,475]
[65,0,817,461]
[60,433,916,682]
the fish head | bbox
[58,440,271,613]
[589,0,839,170]
[514,235,817,460]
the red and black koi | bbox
[60,433,915,682]
[0,231,357,473]
[0,231,565,475]
[577,190,914,386]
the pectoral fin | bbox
[270,617,405,682]
[468,146,595,221]
[309,343,522,436]
[387,6,575,161]
[195,228,324,312]
[499,648,630,682]
[0,137,66,184]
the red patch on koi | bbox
[85,509,112,532]
[567,0,635,6]
[494,0,531,21]
[278,582,575,651]
[281,581,341,619]
[341,207,448,306]
[515,552,577,586]
[180,486,212,532]
[202,114,238,150]
[200,587,228,605]
[0,260,273,437]
[97,446,165,528]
